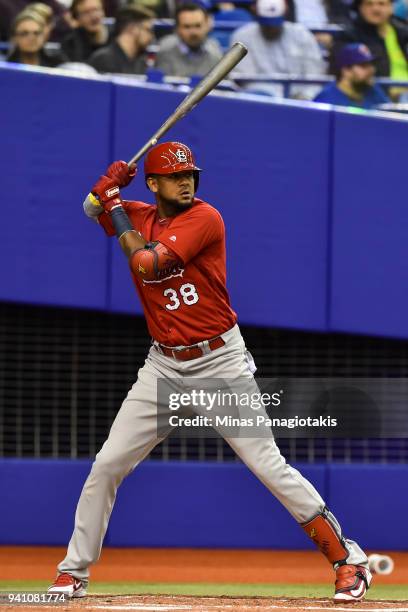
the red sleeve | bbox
[96,200,150,237]
[158,203,224,265]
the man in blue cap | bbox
[315,42,390,108]
[230,0,324,98]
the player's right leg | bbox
[48,357,178,598]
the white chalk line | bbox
[283,608,408,612]
[2,607,407,612]
[89,605,408,612]
[92,607,192,611]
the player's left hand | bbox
[91,175,122,213]
[106,161,137,187]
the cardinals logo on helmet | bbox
[174,148,188,163]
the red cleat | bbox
[47,573,86,598]
[334,564,372,602]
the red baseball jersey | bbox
[99,198,237,346]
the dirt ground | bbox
[1,594,408,612]
[1,548,407,612]
[1,548,407,585]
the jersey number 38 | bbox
[164,283,199,311]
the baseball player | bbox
[48,142,372,602]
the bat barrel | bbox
[127,42,248,166]
[368,554,394,575]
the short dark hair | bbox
[175,3,208,24]
[353,0,392,8]
[114,6,154,36]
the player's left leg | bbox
[186,325,371,602]
[225,433,371,601]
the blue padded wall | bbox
[108,460,325,548]
[328,463,408,551]
[0,65,111,309]
[330,110,408,338]
[0,459,91,545]
[1,459,406,549]
[198,97,331,330]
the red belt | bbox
[157,336,225,361]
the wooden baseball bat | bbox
[127,42,248,166]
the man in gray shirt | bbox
[231,0,326,98]
[155,3,223,78]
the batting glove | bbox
[106,161,137,188]
[91,175,123,213]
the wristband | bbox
[83,193,104,218]
[110,206,133,238]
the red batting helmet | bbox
[144,141,201,191]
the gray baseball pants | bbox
[57,324,367,587]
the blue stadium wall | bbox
[1,65,408,550]
[1,459,407,550]
[2,63,408,337]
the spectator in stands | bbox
[268,1,347,58]
[293,0,329,26]
[314,42,390,106]
[154,3,223,77]
[56,0,121,10]
[0,0,69,42]
[127,0,175,19]
[291,1,331,54]
[329,0,356,26]
[26,2,55,39]
[333,0,408,80]
[291,0,353,26]
[230,0,326,98]
[89,6,154,73]
[62,0,111,62]
[7,10,67,66]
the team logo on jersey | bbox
[169,235,177,242]
[142,268,185,285]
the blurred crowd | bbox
[1,0,408,108]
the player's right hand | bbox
[106,161,137,187]
[91,175,123,213]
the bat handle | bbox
[128,138,158,167]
